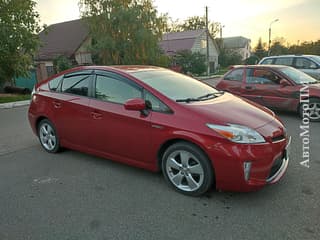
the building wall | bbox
[75,37,93,65]
[192,32,219,71]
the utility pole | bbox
[205,6,210,76]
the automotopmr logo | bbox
[299,84,320,168]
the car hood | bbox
[183,92,276,129]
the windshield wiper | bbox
[176,97,199,103]
[197,91,224,100]
[176,91,224,103]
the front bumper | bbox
[205,134,290,192]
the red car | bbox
[216,65,320,121]
[28,66,290,196]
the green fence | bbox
[15,70,37,90]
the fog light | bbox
[243,161,252,181]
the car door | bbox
[88,70,152,164]
[50,70,93,148]
[217,68,244,95]
[243,68,294,109]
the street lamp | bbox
[268,19,279,56]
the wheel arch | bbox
[157,138,215,177]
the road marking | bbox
[33,177,59,184]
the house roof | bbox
[36,19,89,61]
[222,36,250,49]
[160,29,206,54]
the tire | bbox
[38,119,60,153]
[161,142,214,196]
[299,98,320,122]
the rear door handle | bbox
[53,101,61,108]
[245,86,254,90]
[91,111,102,120]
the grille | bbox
[272,134,285,143]
[268,155,284,178]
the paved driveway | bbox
[0,106,319,240]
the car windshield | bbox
[278,67,318,84]
[130,69,220,102]
[310,55,320,64]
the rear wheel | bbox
[38,119,60,153]
[162,142,214,196]
[299,98,320,122]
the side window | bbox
[224,69,244,81]
[145,91,171,113]
[295,58,317,69]
[48,75,63,91]
[274,57,293,66]
[246,69,281,85]
[61,74,91,96]
[261,58,274,64]
[95,75,142,104]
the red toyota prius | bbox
[28,66,290,196]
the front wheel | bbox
[38,119,60,153]
[162,142,214,196]
[299,98,320,122]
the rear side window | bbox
[95,75,142,104]
[48,76,63,91]
[61,75,91,96]
[224,69,244,81]
[261,58,274,64]
[274,58,293,66]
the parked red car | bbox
[216,65,320,121]
[28,66,290,196]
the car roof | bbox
[230,64,289,69]
[261,54,318,59]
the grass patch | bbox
[0,94,31,104]
[215,68,229,75]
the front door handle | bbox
[91,111,102,120]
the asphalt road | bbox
[0,106,319,240]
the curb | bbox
[0,100,30,109]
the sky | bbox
[35,0,320,46]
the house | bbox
[159,29,220,73]
[35,19,92,81]
[222,36,251,60]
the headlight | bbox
[206,123,265,143]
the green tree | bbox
[175,50,206,75]
[254,37,267,60]
[53,55,72,73]
[218,49,242,67]
[177,16,220,38]
[79,0,166,65]
[270,37,288,55]
[0,0,41,88]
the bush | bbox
[174,50,206,75]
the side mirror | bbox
[124,98,146,111]
[280,79,291,87]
